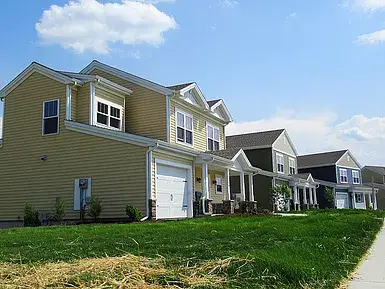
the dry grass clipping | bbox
[0,254,247,288]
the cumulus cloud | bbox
[226,109,385,165]
[35,0,178,55]
[356,29,385,44]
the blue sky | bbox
[1,0,385,164]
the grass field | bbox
[0,210,383,288]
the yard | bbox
[0,210,383,288]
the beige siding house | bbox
[0,60,258,226]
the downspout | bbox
[0,97,4,148]
[141,143,159,221]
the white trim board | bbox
[272,130,298,157]
[336,150,362,169]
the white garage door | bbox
[156,164,189,219]
[336,193,349,209]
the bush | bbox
[324,187,335,208]
[126,204,144,222]
[53,197,67,223]
[88,197,102,222]
[270,184,292,212]
[24,203,41,227]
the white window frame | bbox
[42,99,60,136]
[207,122,220,151]
[289,157,296,175]
[339,168,348,183]
[215,175,223,194]
[352,170,360,184]
[175,109,194,146]
[94,97,123,131]
[355,192,364,203]
[276,153,284,174]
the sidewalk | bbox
[349,222,385,288]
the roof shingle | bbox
[226,129,284,149]
[364,166,385,176]
[207,99,221,107]
[208,148,241,160]
[297,150,347,168]
[167,82,194,91]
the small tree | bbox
[23,203,41,227]
[324,187,335,208]
[271,184,292,212]
[126,204,144,222]
[53,197,67,223]
[88,196,102,222]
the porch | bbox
[288,173,319,211]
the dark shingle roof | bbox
[226,129,284,149]
[292,173,311,180]
[208,148,241,160]
[167,82,194,91]
[364,166,385,176]
[207,99,221,107]
[297,150,347,168]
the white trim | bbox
[272,130,299,156]
[289,157,296,175]
[166,95,171,142]
[339,168,348,183]
[210,99,233,122]
[352,170,360,185]
[215,174,223,195]
[90,82,96,125]
[274,148,296,158]
[155,158,194,219]
[206,122,220,151]
[64,120,156,147]
[175,109,194,147]
[336,150,362,169]
[94,96,123,131]
[66,85,72,120]
[276,153,284,174]
[42,99,60,136]
[0,62,81,97]
[179,83,209,110]
[80,60,173,95]
[95,76,132,96]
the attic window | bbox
[96,98,122,131]
[43,99,59,135]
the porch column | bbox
[248,174,254,202]
[293,185,298,204]
[333,188,336,208]
[202,163,210,199]
[352,191,356,209]
[309,186,313,205]
[313,187,318,205]
[303,187,308,204]
[240,171,246,201]
[225,168,231,201]
[374,191,378,210]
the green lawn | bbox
[0,210,383,288]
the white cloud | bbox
[35,0,178,55]
[286,12,297,20]
[347,0,385,12]
[226,109,385,165]
[218,0,239,8]
[356,29,385,44]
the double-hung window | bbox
[215,175,223,194]
[176,110,193,145]
[340,169,348,183]
[43,100,59,135]
[276,153,284,174]
[207,123,220,151]
[96,98,122,130]
[352,170,360,184]
[289,158,296,175]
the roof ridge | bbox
[298,149,348,157]
[227,128,285,138]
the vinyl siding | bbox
[95,86,125,130]
[272,150,296,175]
[336,166,362,185]
[273,133,296,156]
[76,83,90,124]
[0,72,147,221]
[362,169,384,184]
[195,166,226,204]
[245,148,273,171]
[170,100,225,152]
[88,69,167,141]
[298,165,337,183]
[71,88,77,120]
[337,152,360,169]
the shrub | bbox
[270,184,292,212]
[53,197,67,223]
[324,187,335,208]
[126,204,144,222]
[24,203,41,227]
[88,197,102,222]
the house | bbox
[362,166,385,209]
[298,150,378,210]
[0,60,260,226]
[224,129,319,211]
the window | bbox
[352,170,360,184]
[96,98,122,130]
[207,123,220,151]
[340,169,348,183]
[176,110,193,145]
[289,158,296,175]
[355,193,364,203]
[276,154,284,174]
[43,100,59,135]
[215,175,223,194]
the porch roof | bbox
[208,148,241,160]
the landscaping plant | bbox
[271,183,292,211]
[52,197,67,223]
[23,203,41,227]
[125,204,144,222]
[325,187,335,208]
[87,196,102,222]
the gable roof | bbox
[226,129,285,149]
[208,148,243,160]
[167,82,194,91]
[80,60,173,95]
[363,166,385,176]
[207,99,221,107]
[297,150,348,169]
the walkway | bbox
[349,222,385,288]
